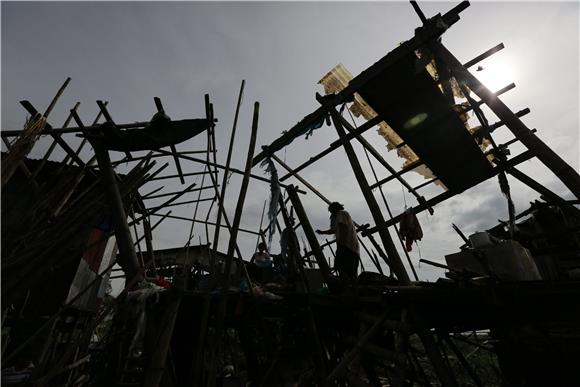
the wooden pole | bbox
[278,116,383,182]
[269,152,331,205]
[154,148,305,194]
[70,110,143,286]
[214,80,245,250]
[286,185,333,283]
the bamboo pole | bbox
[154,148,305,194]
[214,80,245,250]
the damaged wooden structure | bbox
[2,1,580,386]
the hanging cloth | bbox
[259,157,281,244]
[399,209,423,251]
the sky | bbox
[2,1,579,282]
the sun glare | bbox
[473,58,515,92]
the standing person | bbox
[316,202,360,283]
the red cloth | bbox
[399,210,423,252]
[154,276,171,289]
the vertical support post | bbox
[92,142,143,287]
[70,110,142,286]
[286,185,333,283]
[221,101,260,288]
[318,95,410,284]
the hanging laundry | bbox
[399,209,423,251]
[259,157,281,244]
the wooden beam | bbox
[286,185,333,282]
[142,184,215,200]
[154,148,306,194]
[279,116,383,182]
[363,150,535,235]
[463,43,505,69]
[150,213,262,236]
[252,106,328,167]
[269,152,331,205]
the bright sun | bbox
[473,58,515,92]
